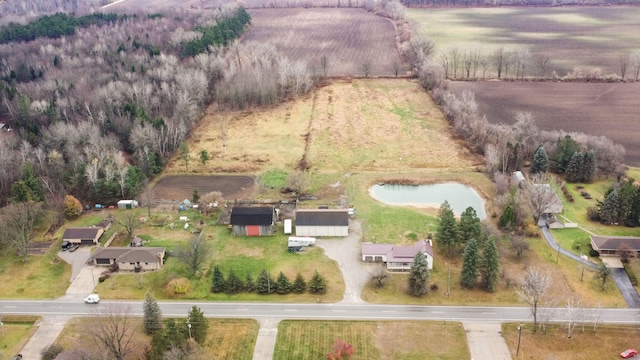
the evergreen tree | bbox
[256,268,273,294]
[225,268,243,294]
[531,145,549,174]
[245,272,255,292]
[187,306,208,345]
[461,238,479,289]
[437,200,458,255]
[292,272,307,294]
[565,151,584,182]
[143,292,163,335]
[211,265,225,293]
[308,270,327,295]
[480,237,500,293]
[582,149,597,183]
[499,205,516,230]
[275,271,292,294]
[407,251,430,297]
[458,206,482,246]
[551,135,579,173]
[598,190,621,225]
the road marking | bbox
[431,311,445,314]
[3,306,16,308]
[236,308,248,311]
[284,309,297,312]
[382,311,395,313]
[482,312,497,315]
[333,310,346,312]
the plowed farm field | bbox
[449,81,640,166]
[152,175,256,201]
[244,8,403,77]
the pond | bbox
[369,182,487,220]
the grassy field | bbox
[408,6,640,77]
[502,322,640,360]
[0,316,39,360]
[274,320,469,360]
[56,317,259,360]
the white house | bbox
[361,239,434,271]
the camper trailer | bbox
[288,236,316,247]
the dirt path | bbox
[316,220,374,304]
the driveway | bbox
[57,246,101,299]
[316,220,376,304]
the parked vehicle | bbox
[621,349,638,358]
[69,244,81,252]
[61,241,71,251]
[84,294,100,304]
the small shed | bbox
[284,219,292,235]
[180,199,192,211]
[295,209,349,237]
[62,227,104,245]
[117,200,138,209]
[230,206,276,236]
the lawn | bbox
[55,317,259,360]
[0,316,39,360]
[274,320,468,360]
[502,322,640,360]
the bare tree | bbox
[87,304,135,360]
[510,236,531,257]
[320,55,329,78]
[523,173,559,221]
[183,231,210,277]
[286,170,309,196]
[517,267,551,331]
[565,297,583,338]
[0,201,43,261]
[620,53,628,79]
[494,47,505,79]
[537,299,557,333]
[630,51,640,81]
[113,210,141,237]
[361,60,372,78]
[370,264,388,287]
[534,54,551,78]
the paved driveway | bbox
[57,246,101,299]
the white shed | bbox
[117,200,138,209]
[295,209,349,237]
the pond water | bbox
[369,182,487,220]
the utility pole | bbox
[447,267,451,297]
[516,322,522,357]
[556,244,560,263]
[186,319,192,339]
[1,321,6,348]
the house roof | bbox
[94,247,165,263]
[362,239,434,262]
[591,235,640,251]
[62,227,102,239]
[295,209,349,226]
[230,206,275,225]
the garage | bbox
[295,209,349,237]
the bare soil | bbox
[450,81,640,166]
[244,8,404,77]
[151,174,257,201]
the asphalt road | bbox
[2,300,639,324]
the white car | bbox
[84,294,100,304]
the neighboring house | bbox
[361,239,434,271]
[230,206,276,236]
[590,235,640,256]
[92,247,166,271]
[295,209,349,237]
[62,227,104,245]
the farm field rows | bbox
[449,81,640,166]
[408,6,640,77]
[243,8,403,77]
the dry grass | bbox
[503,322,640,360]
[274,320,469,360]
[55,317,259,360]
[166,79,482,176]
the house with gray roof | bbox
[92,247,166,271]
[62,227,104,245]
[361,239,434,271]
[590,235,640,256]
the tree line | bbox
[400,0,640,7]
[211,266,328,295]
[181,7,251,57]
